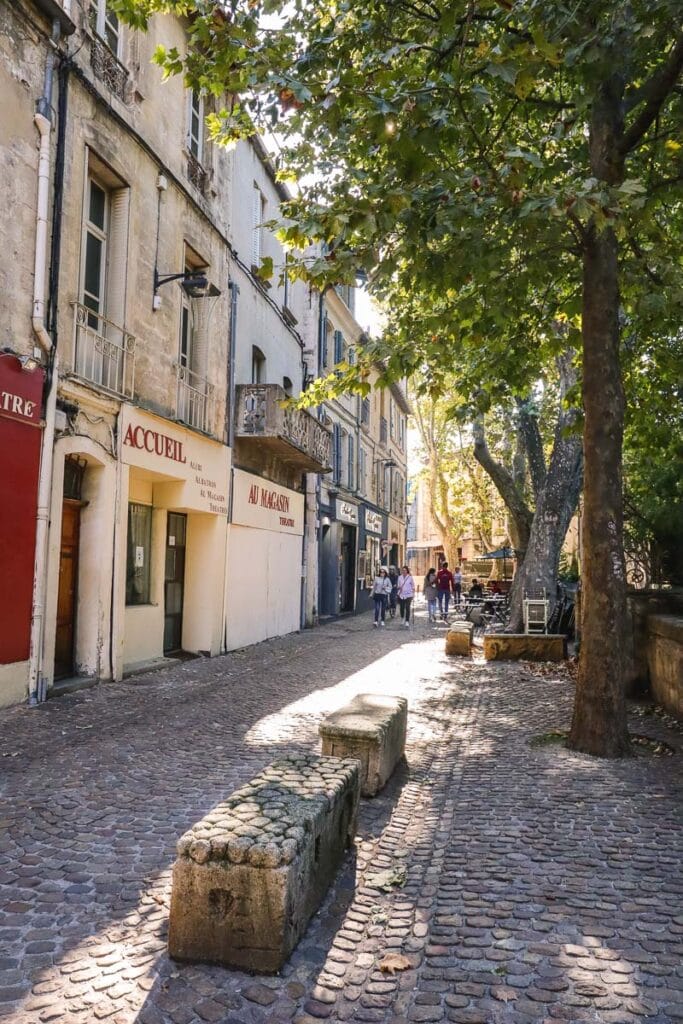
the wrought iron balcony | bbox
[235,384,332,473]
[176,364,213,434]
[90,35,128,102]
[72,301,135,398]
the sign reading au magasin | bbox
[232,468,304,535]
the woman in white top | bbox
[371,568,392,627]
[397,566,415,627]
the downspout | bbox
[28,20,62,705]
[222,277,239,653]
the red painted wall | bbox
[0,354,45,664]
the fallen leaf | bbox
[378,953,411,974]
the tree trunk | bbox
[567,78,631,757]
[507,434,583,632]
[507,356,583,632]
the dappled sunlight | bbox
[244,638,449,747]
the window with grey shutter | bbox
[333,423,341,484]
[348,434,355,489]
[334,329,343,364]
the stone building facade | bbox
[318,287,409,619]
[0,0,329,706]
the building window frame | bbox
[81,175,109,329]
[126,502,152,605]
[251,345,266,384]
[89,0,121,56]
[187,90,204,162]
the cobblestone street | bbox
[1,612,681,1024]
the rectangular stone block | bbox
[168,754,360,973]
[446,622,474,656]
[484,633,566,662]
[320,694,408,797]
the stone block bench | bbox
[446,622,474,656]
[168,754,360,973]
[319,694,407,797]
[484,633,566,662]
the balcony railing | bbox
[72,301,135,398]
[380,416,388,446]
[235,384,332,473]
[90,35,128,102]
[176,364,213,433]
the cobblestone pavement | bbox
[1,611,682,1024]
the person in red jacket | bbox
[436,561,454,620]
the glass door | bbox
[164,512,187,653]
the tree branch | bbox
[472,417,533,554]
[516,399,547,502]
[619,33,683,156]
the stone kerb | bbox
[168,754,360,973]
[319,693,408,797]
[446,621,474,656]
[484,633,566,662]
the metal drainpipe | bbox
[28,20,62,705]
[222,277,239,653]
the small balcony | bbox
[235,384,332,473]
[72,301,135,398]
[176,365,213,434]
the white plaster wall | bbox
[182,513,227,656]
[224,526,302,650]
[0,662,28,708]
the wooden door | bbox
[54,501,80,678]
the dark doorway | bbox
[164,512,187,653]
[339,524,356,613]
[55,500,81,678]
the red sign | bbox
[0,354,45,665]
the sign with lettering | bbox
[232,468,304,535]
[120,405,229,515]
[336,499,359,525]
[365,509,383,535]
[0,354,45,664]
[0,354,43,427]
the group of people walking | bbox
[422,561,483,622]
[371,566,414,627]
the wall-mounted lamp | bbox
[152,269,221,310]
[18,354,40,373]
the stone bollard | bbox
[168,754,360,972]
[445,622,474,656]
[320,694,408,797]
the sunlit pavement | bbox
[1,611,681,1024]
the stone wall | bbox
[646,615,683,719]
[625,588,683,696]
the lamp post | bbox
[373,457,396,565]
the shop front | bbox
[387,515,405,570]
[0,354,45,706]
[357,506,385,613]
[225,468,305,649]
[318,496,359,618]
[116,405,230,674]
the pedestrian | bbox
[436,561,455,620]
[388,565,399,618]
[371,568,392,627]
[397,565,415,628]
[423,567,438,622]
[469,577,484,601]
[453,565,463,606]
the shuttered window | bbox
[334,329,343,364]
[348,434,355,490]
[252,184,266,268]
[333,423,342,484]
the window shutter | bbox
[333,423,341,483]
[348,435,354,489]
[334,329,343,364]
[252,185,262,267]
[321,315,328,369]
